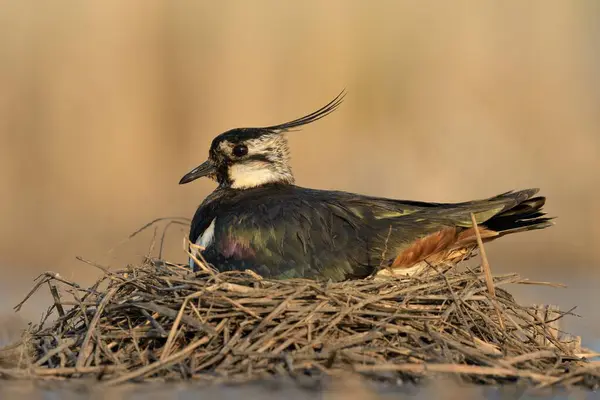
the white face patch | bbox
[229,161,284,189]
[215,133,294,189]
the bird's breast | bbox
[197,217,217,248]
[189,217,217,269]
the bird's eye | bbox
[232,144,248,157]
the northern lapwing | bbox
[179,91,553,281]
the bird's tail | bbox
[387,189,553,274]
[480,193,554,236]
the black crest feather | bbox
[260,89,346,133]
[210,90,346,145]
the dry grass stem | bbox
[470,213,505,330]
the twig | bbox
[48,283,65,318]
[76,287,118,368]
[353,363,553,383]
[470,212,505,330]
[102,336,209,386]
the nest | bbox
[1,252,599,390]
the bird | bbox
[178,91,554,282]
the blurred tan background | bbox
[0,1,599,340]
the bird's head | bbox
[179,91,345,190]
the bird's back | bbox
[192,184,392,280]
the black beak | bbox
[179,160,216,184]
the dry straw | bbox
[0,219,599,390]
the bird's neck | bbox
[225,162,294,190]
